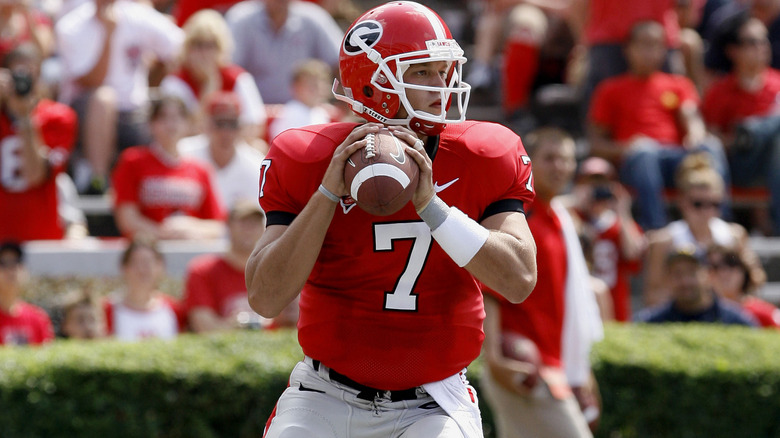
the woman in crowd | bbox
[706,244,780,329]
[642,152,765,307]
[160,9,267,151]
[103,237,183,341]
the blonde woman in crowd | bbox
[160,9,267,151]
[642,153,765,307]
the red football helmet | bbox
[333,1,471,136]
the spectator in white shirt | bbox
[178,91,265,211]
[55,0,183,194]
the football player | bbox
[246,2,537,437]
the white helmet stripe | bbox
[407,1,446,39]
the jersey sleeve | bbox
[258,127,337,225]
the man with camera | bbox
[0,43,78,241]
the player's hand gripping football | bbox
[389,126,435,212]
[321,123,382,197]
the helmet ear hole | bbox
[363,86,374,98]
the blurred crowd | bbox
[0,0,776,352]
[0,2,778,436]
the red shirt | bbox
[742,296,780,329]
[170,64,244,100]
[0,301,54,345]
[590,72,699,145]
[702,69,780,135]
[584,0,679,46]
[0,100,77,242]
[260,121,534,390]
[183,254,249,318]
[488,200,567,369]
[576,210,642,322]
[111,145,225,230]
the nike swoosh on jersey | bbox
[433,178,459,192]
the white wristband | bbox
[429,205,490,267]
[318,184,340,203]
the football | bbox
[343,128,420,216]
[501,331,542,390]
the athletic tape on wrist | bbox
[318,184,340,203]
[429,205,490,267]
[418,195,449,230]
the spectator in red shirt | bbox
[702,13,780,235]
[588,20,730,231]
[0,241,54,346]
[183,200,274,332]
[706,244,779,328]
[111,94,226,240]
[482,127,603,438]
[0,43,78,242]
[564,157,646,322]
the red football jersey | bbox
[0,301,55,345]
[0,99,77,241]
[259,121,534,390]
[578,210,642,322]
[183,254,249,318]
[702,69,780,135]
[487,200,567,369]
[589,72,699,145]
[111,145,226,229]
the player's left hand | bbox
[391,126,434,212]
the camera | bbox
[592,185,614,201]
[11,70,34,97]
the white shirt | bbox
[178,134,265,209]
[109,296,178,341]
[269,99,331,140]
[56,0,184,110]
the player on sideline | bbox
[246,2,537,437]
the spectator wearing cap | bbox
[178,91,265,212]
[182,199,296,332]
[0,241,55,345]
[111,95,226,240]
[634,245,758,326]
[268,58,340,141]
[160,9,267,151]
[564,156,646,322]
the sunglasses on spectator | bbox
[0,258,21,269]
[212,119,239,130]
[738,37,768,47]
[689,199,722,210]
[708,255,741,271]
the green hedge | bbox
[592,323,780,438]
[1,324,779,437]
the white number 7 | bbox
[374,222,432,311]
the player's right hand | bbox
[321,122,382,198]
